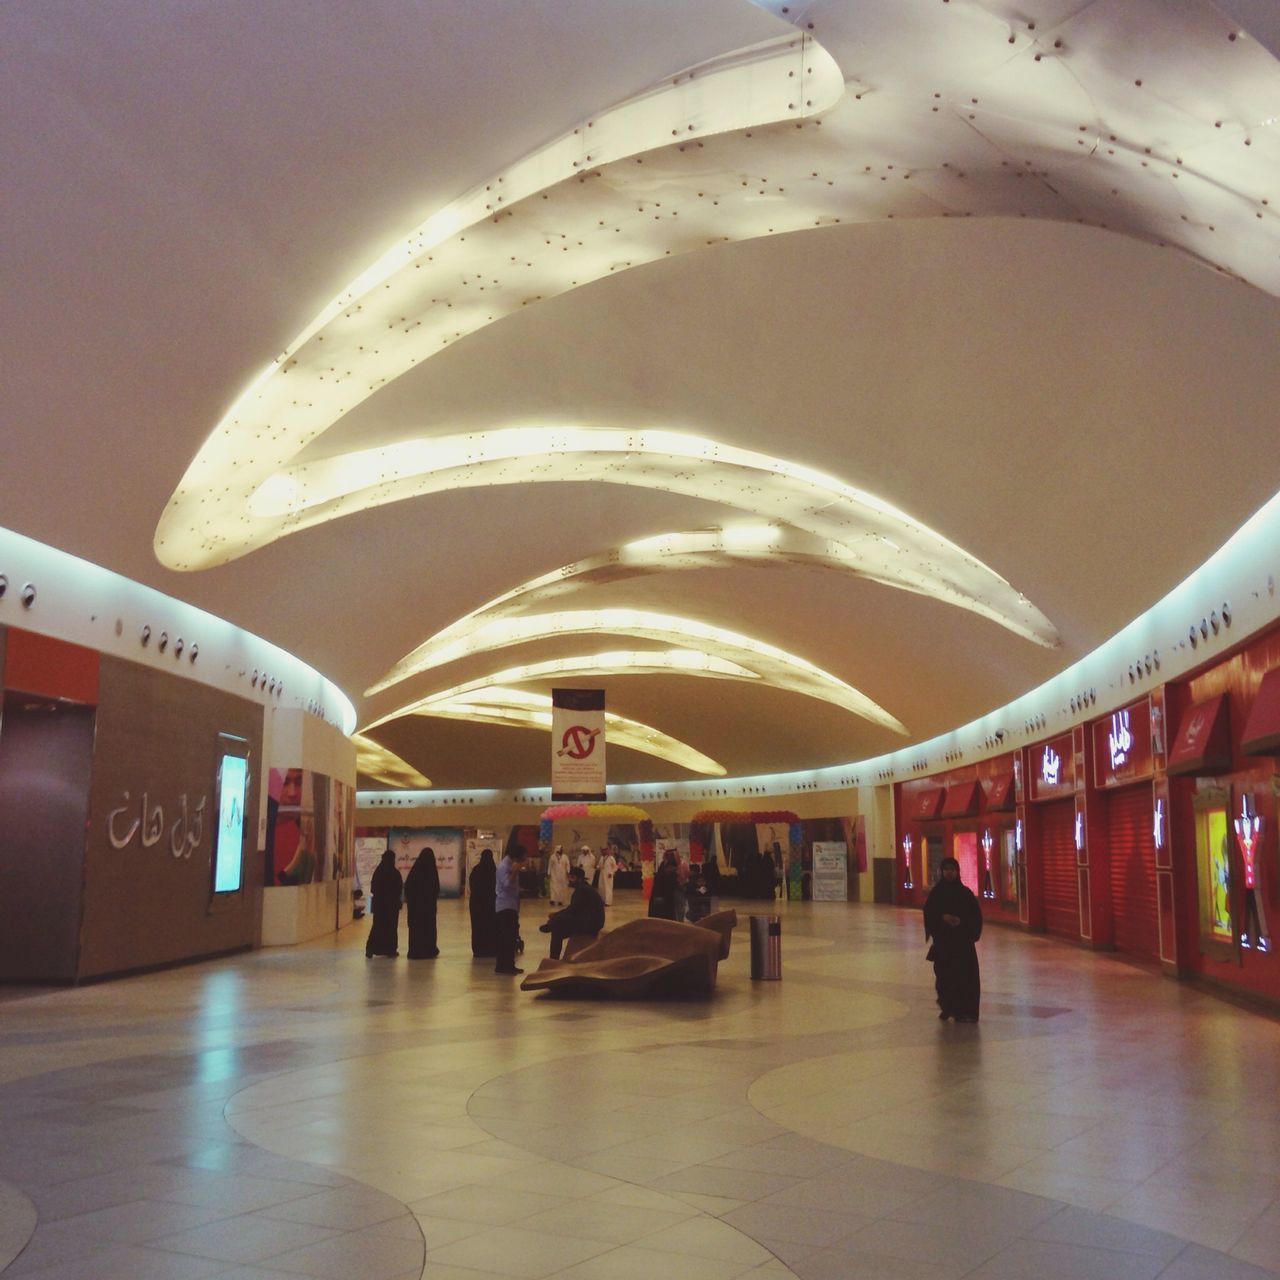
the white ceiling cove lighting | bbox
[350,733,433,788]
[408,687,726,776]
[372,606,907,734]
[156,0,1280,591]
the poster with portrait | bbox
[267,767,316,885]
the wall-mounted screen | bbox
[213,751,248,894]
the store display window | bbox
[1193,788,1232,955]
[1001,828,1018,904]
[953,830,979,894]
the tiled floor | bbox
[1,896,1279,1279]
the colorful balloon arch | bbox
[538,803,655,872]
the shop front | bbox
[896,757,1021,921]
[1167,625,1280,1002]
[1023,731,1082,943]
[1089,695,1164,962]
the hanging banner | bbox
[551,688,606,800]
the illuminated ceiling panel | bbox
[156,0,1280,588]
[406,687,727,776]
[373,606,907,734]
[363,650,762,727]
[350,733,433,788]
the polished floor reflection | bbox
[1,895,1278,1279]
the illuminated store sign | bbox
[1108,709,1133,770]
[1093,700,1154,788]
[901,834,914,890]
[1041,747,1062,787]
[1074,810,1084,852]
[1154,798,1165,851]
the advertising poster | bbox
[267,767,316,885]
[812,841,849,901]
[389,827,465,896]
[267,769,354,885]
[551,688,606,800]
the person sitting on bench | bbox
[539,865,605,959]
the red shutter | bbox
[1107,784,1159,960]
[1040,800,1079,941]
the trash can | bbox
[749,914,782,980]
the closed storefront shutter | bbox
[1107,783,1159,960]
[1041,800,1079,941]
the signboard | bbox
[551,688,606,800]
[1093,698,1153,788]
[1027,733,1076,802]
[212,751,248,894]
[812,841,848,901]
[389,827,464,896]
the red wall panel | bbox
[1040,799,1079,941]
[1108,783,1159,960]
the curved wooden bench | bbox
[521,910,738,997]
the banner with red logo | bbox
[551,689,606,800]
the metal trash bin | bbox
[749,914,782,980]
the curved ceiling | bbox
[5,0,1280,789]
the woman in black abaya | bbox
[366,850,403,958]
[648,850,680,919]
[923,856,983,1022]
[404,847,441,959]
[469,848,498,958]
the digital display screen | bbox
[214,753,248,893]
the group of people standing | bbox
[547,843,620,907]
[365,847,442,959]
[647,848,718,922]
[364,843,612,976]
[367,843,984,1021]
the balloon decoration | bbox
[539,803,655,896]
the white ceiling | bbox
[4,0,1280,788]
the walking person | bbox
[494,846,528,975]
[548,845,570,908]
[404,847,440,959]
[923,856,983,1022]
[365,849,403,958]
